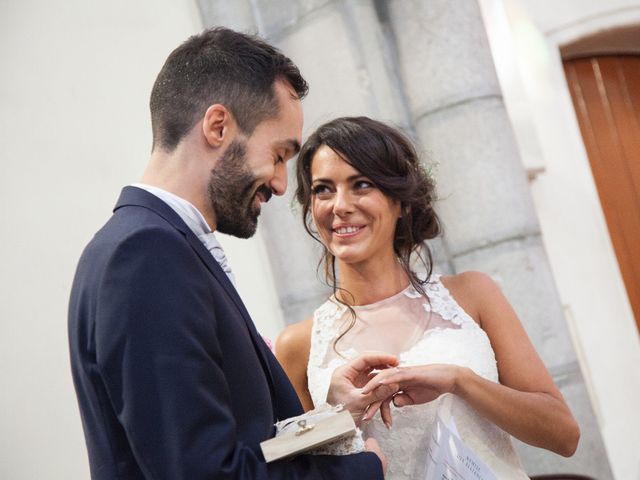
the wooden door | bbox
[564,55,640,332]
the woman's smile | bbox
[310,145,401,264]
[332,224,365,238]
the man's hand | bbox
[327,353,399,426]
[364,437,388,475]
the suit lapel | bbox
[114,187,278,406]
[182,233,279,403]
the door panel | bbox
[564,56,640,331]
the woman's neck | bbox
[336,253,409,306]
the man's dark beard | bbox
[208,140,272,239]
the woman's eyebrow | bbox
[312,174,365,184]
[311,177,332,184]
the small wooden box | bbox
[260,410,356,463]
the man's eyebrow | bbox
[277,139,301,154]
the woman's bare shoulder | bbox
[275,317,314,361]
[439,271,500,325]
[440,270,497,292]
[275,317,316,411]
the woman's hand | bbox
[327,352,399,426]
[361,364,461,409]
[364,361,579,457]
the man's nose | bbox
[269,162,288,196]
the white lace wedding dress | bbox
[307,274,529,479]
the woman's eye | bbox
[275,154,284,164]
[311,185,331,195]
[355,180,374,190]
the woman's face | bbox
[310,145,401,265]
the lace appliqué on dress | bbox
[306,274,528,479]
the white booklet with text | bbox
[424,397,497,480]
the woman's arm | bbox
[459,271,579,456]
[275,318,315,412]
[363,271,580,457]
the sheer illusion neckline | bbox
[331,282,416,311]
[307,272,527,479]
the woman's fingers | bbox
[344,353,399,380]
[392,393,414,407]
[360,380,399,405]
[328,354,398,406]
[362,400,383,422]
[361,396,394,427]
[380,397,393,428]
[361,364,456,406]
[361,366,412,394]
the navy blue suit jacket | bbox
[68,186,383,479]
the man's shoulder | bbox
[93,203,180,247]
[76,205,187,281]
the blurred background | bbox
[1,0,639,478]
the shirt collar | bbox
[131,183,212,236]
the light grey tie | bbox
[198,232,237,287]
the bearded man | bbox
[68,28,392,479]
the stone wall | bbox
[198,1,613,476]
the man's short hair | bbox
[149,27,308,152]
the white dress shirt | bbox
[131,183,237,287]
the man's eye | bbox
[276,155,284,164]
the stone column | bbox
[197,0,257,32]
[383,0,612,477]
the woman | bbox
[276,117,579,479]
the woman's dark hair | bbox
[295,117,442,351]
[150,27,308,152]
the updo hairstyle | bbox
[295,116,441,300]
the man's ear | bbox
[202,104,236,148]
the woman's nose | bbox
[332,188,354,216]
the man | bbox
[68,27,393,479]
